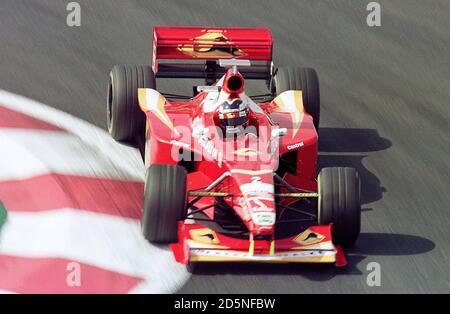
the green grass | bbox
[0,202,7,231]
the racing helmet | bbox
[217,98,249,133]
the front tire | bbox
[318,167,361,247]
[142,164,187,244]
[107,65,156,144]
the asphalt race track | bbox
[0,0,449,293]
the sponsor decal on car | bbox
[189,228,220,245]
[251,212,276,226]
[287,142,304,150]
[293,229,325,246]
[189,248,336,262]
[240,181,275,195]
[240,180,275,224]
[177,30,247,59]
[197,135,223,167]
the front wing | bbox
[170,223,347,267]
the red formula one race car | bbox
[107,27,361,269]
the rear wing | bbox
[152,27,273,83]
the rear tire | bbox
[107,65,156,144]
[142,164,187,244]
[318,167,361,247]
[273,67,320,130]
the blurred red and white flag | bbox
[0,91,188,294]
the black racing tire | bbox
[186,262,198,274]
[273,67,320,130]
[142,164,187,244]
[107,65,156,143]
[318,167,361,247]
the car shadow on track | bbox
[318,127,391,205]
[189,233,435,279]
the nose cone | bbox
[237,173,276,235]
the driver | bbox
[217,97,249,136]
